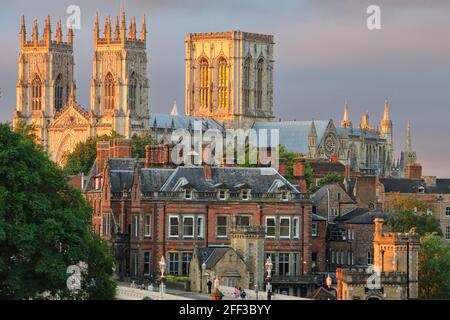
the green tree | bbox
[317,173,344,189]
[0,123,116,299]
[131,132,156,159]
[418,233,450,299]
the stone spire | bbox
[68,80,76,104]
[405,121,412,154]
[382,98,390,121]
[20,15,26,47]
[55,19,62,43]
[94,12,99,44]
[308,120,317,158]
[341,100,352,128]
[141,15,147,41]
[114,16,120,40]
[170,100,179,116]
[67,25,73,46]
[32,18,39,46]
[43,15,51,46]
[120,3,126,42]
[104,16,111,42]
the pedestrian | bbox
[240,288,247,300]
[207,279,213,294]
[233,286,239,299]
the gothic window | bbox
[104,72,115,110]
[54,74,63,111]
[199,58,209,109]
[243,56,252,111]
[217,58,228,109]
[256,58,264,110]
[128,73,137,111]
[31,74,42,111]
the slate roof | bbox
[150,113,223,131]
[252,120,330,154]
[345,211,391,224]
[380,178,425,193]
[425,179,450,194]
[195,247,232,269]
[336,127,379,140]
[312,213,327,221]
[334,208,373,223]
[309,160,345,174]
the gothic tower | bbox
[90,9,150,138]
[340,101,353,128]
[400,121,417,177]
[308,120,317,158]
[13,16,75,148]
[185,31,274,129]
[380,98,394,173]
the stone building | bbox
[312,183,358,223]
[190,226,265,293]
[83,139,314,296]
[13,11,149,166]
[336,218,420,300]
[185,31,274,129]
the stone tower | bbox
[380,99,394,173]
[90,10,150,138]
[230,226,266,291]
[185,31,274,129]
[13,16,75,148]
[400,121,417,177]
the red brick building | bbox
[83,139,313,295]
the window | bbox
[185,190,192,200]
[293,253,299,276]
[217,216,228,238]
[169,252,179,275]
[199,58,209,109]
[133,215,139,237]
[330,208,339,216]
[169,216,179,238]
[279,217,291,239]
[352,229,355,240]
[337,192,341,201]
[293,217,300,239]
[248,243,254,258]
[279,253,289,276]
[102,213,110,236]
[197,216,204,239]
[265,217,276,238]
[331,251,335,264]
[418,186,425,194]
[54,74,63,111]
[367,251,373,265]
[104,72,115,110]
[446,226,450,240]
[32,74,42,111]
[144,215,151,237]
[181,252,192,276]
[183,216,194,238]
[218,58,228,109]
[143,252,151,275]
[235,215,251,227]
[341,251,344,265]
[243,56,252,110]
[242,190,250,200]
[311,222,318,237]
[219,190,227,200]
[281,191,289,201]
[255,58,264,110]
[446,207,450,216]
[128,73,137,110]
[132,253,138,276]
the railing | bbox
[218,285,310,300]
[116,286,195,301]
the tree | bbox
[0,123,116,299]
[418,233,450,299]
[317,173,344,189]
[131,132,155,159]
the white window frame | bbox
[216,215,228,238]
[219,190,227,200]
[293,217,300,239]
[144,214,151,237]
[185,190,193,200]
[133,215,139,238]
[279,217,291,239]
[197,216,205,239]
[311,222,318,237]
[281,191,289,201]
[169,215,180,238]
[183,216,195,239]
[265,216,276,239]
[242,189,250,201]
[445,207,450,217]
[330,208,339,216]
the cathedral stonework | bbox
[185,31,275,129]
[13,11,149,165]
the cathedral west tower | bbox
[185,31,274,129]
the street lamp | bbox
[201,261,206,293]
[159,256,166,297]
[326,274,332,289]
[265,256,273,300]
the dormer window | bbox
[418,186,425,194]
[185,190,193,200]
[242,189,250,201]
[219,190,227,200]
[281,190,289,201]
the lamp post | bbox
[159,256,166,297]
[201,261,206,293]
[265,256,273,300]
[326,273,332,289]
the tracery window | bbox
[256,58,264,110]
[199,58,210,109]
[54,74,63,111]
[217,58,228,109]
[32,74,42,111]
[104,72,115,110]
[243,56,252,110]
[128,73,137,110]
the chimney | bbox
[374,218,384,242]
[293,157,305,178]
[278,158,288,177]
[145,145,152,168]
[96,141,110,173]
[330,153,338,163]
[109,139,132,159]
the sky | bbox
[0,0,449,177]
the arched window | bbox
[256,58,264,110]
[104,72,115,110]
[32,75,42,111]
[217,58,228,109]
[54,74,63,111]
[128,73,137,111]
[243,56,252,110]
[199,58,209,109]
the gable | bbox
[50,103,90,129]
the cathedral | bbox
[13,12,149,166]
[12,12,411,177]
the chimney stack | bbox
[96,141,110,173]
[109,139,132,159]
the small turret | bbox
[141,15,147,42]
[32,18,39,46]
[120,7,126,43]
[67,26,73,46]
[20,15,26,47]
[43,15,51,46]
[361,112,370,129]
[341,100,352,128]
[114,16,120,40]
[94,12,99,45]
[55,19,62,43]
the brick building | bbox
[83,139,313,296]
[312,183,357,222]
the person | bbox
[233,286,239,299]
[207,279,213,294]
[240,288,247,300]
[267,289,272,300]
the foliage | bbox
[418,233,450,299]
[0,123,116,299]
[317,173,344,189]
[165,275,189,283]
[389,194,434,213]
[131,132,156,159]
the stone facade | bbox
[185,31,274,129]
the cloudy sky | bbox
[0,0,449,177]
